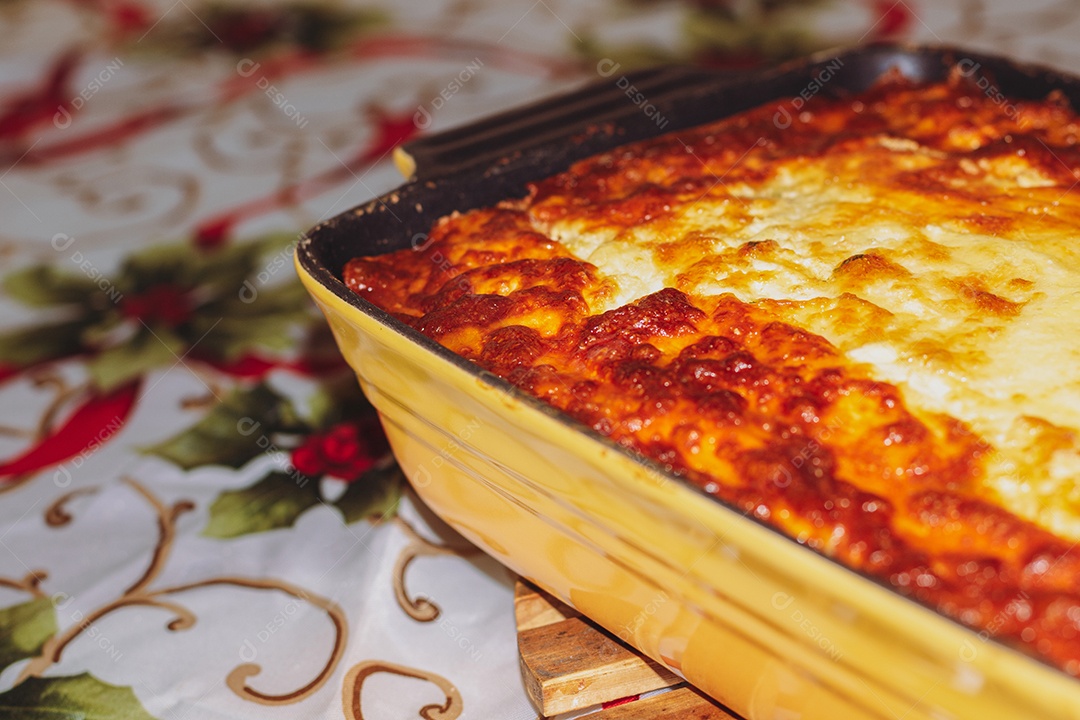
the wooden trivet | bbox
[515,581,740,719]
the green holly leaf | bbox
[118,241,233,293]
[306,374,374,431]
[0,673,157,720]
[289,6,388,53]
[0,320,89,368]
[126,2,386,58]
[194,281,315,361]
[572,34,678,70]
[143,382,303,470]
[306,380,342,432]
[203,471,321,538]
[0,597,57,675]
[113,243,193,294]
[232,278,312,317]
[85,327,184,391]
[193,311,306,361]
[334,463,402,524]
[3,265,103,308]
[116,234,292,297]
[189,234,295,296]
[683,3,832,62]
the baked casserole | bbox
[343,68,1080,675]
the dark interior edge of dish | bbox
[299,43,1080,683]
[398,41,1080,183]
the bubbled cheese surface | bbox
[345,73,1080,672]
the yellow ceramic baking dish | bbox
[296,44,1080,719]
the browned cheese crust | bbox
[345,71,1080,673]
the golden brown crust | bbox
[345,72,1080,673]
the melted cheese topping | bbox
[539,138,1080,542]
[345,73,1080,673]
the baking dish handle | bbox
[394,65,740,181]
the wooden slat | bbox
[596,686,740,719]
[514,581,741,719]
[514,578,580,630]
[518,615,682,715]
[515,581,682,716]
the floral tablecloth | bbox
[1,1,1079,718]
